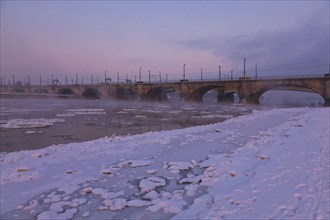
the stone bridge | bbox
[1,74,329,106]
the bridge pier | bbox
[215,87,235,103]
[246,93,260,105]
[238,93,260,105]
[324,98,330,107]
[217,93,235,103]
[141,87,168,101]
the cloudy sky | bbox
[1,1,329,84]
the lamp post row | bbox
[1,59,256,86]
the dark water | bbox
[0,97,260,153]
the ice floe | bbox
[0,118,65,129]
[59,108,107,116]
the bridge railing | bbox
[171,73,328,83]
[0,73,327,87]
[144,73,328,84]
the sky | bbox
[1,1,329,84]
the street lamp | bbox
[255,64,258,79]
[148,70,151,83]
[139,67,142,82]
[183,64,186,80]
[243,58,246,78]
[218,65,221,80]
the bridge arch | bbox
[218,91,240,103]
[142,86,179,101]
[34,88,49,94]
[188,85,240,103]
[251,83,325,105]
[114,87,137,100]
[188,85,222,102]
[57,88,76,96]
[82,88,101,99]
[10,88,26,93]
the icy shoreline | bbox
[1,107,329,219]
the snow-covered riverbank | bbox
[1,107,329,219]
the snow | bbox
[1,107,329,219]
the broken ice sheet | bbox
[139,177,166,193]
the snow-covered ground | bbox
[1,107,329,219]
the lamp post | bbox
[76,73,78,84]
[183,64,186,80]
[138,67,141,82]
[255,64,258,79]
[148,70,151,83]
[159,71,161,82]
[243,58,246,78]
[218,65,221,80]
[201,68,203,81]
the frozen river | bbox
[0,98,259,152]
[1,107,328,219]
